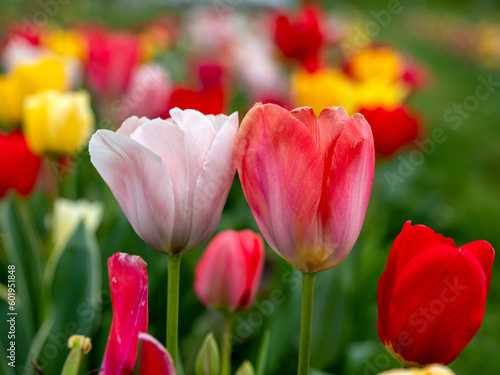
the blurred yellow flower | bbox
[15,58,67,94]
[23,90,94,155]
[347,46,403,83]
[291,68,357,115]
[378,364,456,375]
[0,74,23,125]
[44,29,87,62]
[52,198,103,252]
[353,79,409,111]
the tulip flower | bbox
[90,108,239,368]
[23,89,94,156]
[85,30,140,98]
[195,229,264,311]
[0,130,42,199]
[345,46,403,83]
[101,253,176,375]
[378,222,495,367]
[378,365,456,375]
[359,107,420,157]
[235,103,374,375]
[195,229,265,375]
[274,5,324,72]
[291,68,357,115]
[0,74,23,124]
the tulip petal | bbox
[89,129,175,252]
[387,245,487,365]
[317,113,374,271]
[234,104,323,267]
[101,253,148,375]
[189,112,238,248]
[238,230,265,308]
[377,222,444,340]
[461,240,495,291]
[117,116,150,136]
[138,333,176,375]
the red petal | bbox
[378,222,443,341]
[387,245,487,365]
[101,253,148,375]
[461,240,495,292]
[138,333,176,375]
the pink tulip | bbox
[234,104,375,273]
[118,63,171,122]
[85,30,140,98]
[89,108,239,254]
[194,229,265,311]
[101,253,148,375]
[101,253,176,375]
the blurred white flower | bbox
[378,364,456,375]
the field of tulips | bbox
[0,1,499,375]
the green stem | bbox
[221,313,233,375]
[297,272,316,375]
[167,254,181,368]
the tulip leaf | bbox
[25,222,101,375]
[255,330,270,375]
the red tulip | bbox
[101,253,176,375]
[0,130,41,198]
[359,106,420,157]
[274,5,324,72]
[378,222,495,367]
[85,30,140,98]
[194,230,265,311]
[234,104,374,273]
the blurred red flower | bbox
[378,221,494,367]
[274,5,324,72]
[359,106,420,157]
[0,130,41,198]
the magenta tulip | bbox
[194,229,265,311]
[234,104,375,273]
[138,333,176,375]
[101,253,148,375]
[89,108,239,254]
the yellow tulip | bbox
[0,74,23,125]
[23,90,94,155]
[44,29,87,62]
[347,46,403,83]
[15,58,67,95]
[352,79,409,111]
[291,68,357,115]
[377,364,456,375]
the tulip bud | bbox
[60,335,92,375]
[377,364,456,375]
[23,89,94,155]
[378,221,495,366]
[234,360,255,375]
[195,333,220,375]
[194,230,265,311]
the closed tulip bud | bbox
[89,109,238,254]
[377,365,456,375]
[194,230,264,311]
[378,221,495,367]
[195,333,220,375]
[23,90,94,155]
[234,361,255,375]
[235,104,374,273]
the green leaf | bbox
[235,360,255,375]
[255,330,270,375]
[195,332,220,375]
[26,222,101,375]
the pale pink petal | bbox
[138,333,176,375]
[318,113,374,271]
[101,253,148,375]
[117,116,151,136]
[234,104,323,269]
[188,112,238,248]
[89,130,175,253]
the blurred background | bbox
[0,0,499,374]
